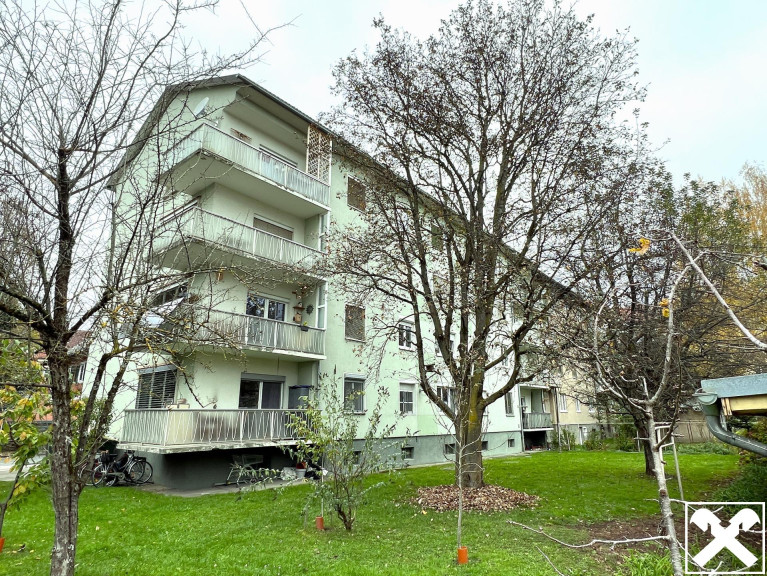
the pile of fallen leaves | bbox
[413,484,539,512]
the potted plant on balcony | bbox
[300,322,309,332]
[295,461,308,479]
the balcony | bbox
[120,408,307,453]
[206,310,325,358]
[522,412,553,430]
[153,206,323,276]
[167,123,329,215]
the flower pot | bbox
[300,325,309,332]
[315,516,325,531]
[295,468,306,479]
[0,536,5,553]
[457,546,468,565]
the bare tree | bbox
[557,170,766,475]
[0,2,277,574]
[325,0,647,487]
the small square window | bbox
[444,443,456,455]
[481,440,488,451]
[401,446,414,460]
[508,438,516,448]
[352,451,362,465]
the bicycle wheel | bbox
[91,464,108,487]
[126,460,145,484]
[137,461,153,484]
[78,463,94,487]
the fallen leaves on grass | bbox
[414,484,539,512]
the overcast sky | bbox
[185,0,767,186]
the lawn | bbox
[0,450,739,576]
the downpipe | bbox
[694,392,767,457]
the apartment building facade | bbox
[95,75,599,489]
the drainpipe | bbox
[694,392,767,457]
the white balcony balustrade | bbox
[121,408,308,447]
[171,123,330,206]
[152,207,323,272]
[202,309,325,357]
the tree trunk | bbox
[636,421,655,476]
[646,413,684,576]
[49,362,80,576]
[457,406,484,488]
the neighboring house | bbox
[696,374,767,456]
[92,75,598,488]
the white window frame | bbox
[435,333,455,357]
[239,375,285,410]
[558,392,568,413]
[504,390,514,416]
[246,292,289,322]
[344,375,365,413]
[436,386,456,410]
[575,398,581,412]
[399,382,415,415]
[398,321,415,350]
[136,366,177,409]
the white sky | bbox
[185,0,767,185]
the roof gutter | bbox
[694,391,767,457]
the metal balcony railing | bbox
[205,309,325,356]
[522,412,553,429]
[172,123,330,206]
[153,206,323,271]
[121,408,308,446]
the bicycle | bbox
[92,450,153,487]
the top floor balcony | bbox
[166,123,330,216]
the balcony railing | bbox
[121,408,307,447]
[522,412,553,429]
[206,310,325,356]
[153,207,323,272]
[172,123,330,206]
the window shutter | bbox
[345,305,365,341]
[136,368,177,409]
[306,125,332,184]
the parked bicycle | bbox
[91,450,153,487]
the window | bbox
[444,443,456,455]
[588,403,596,414]
[136,367,177,409]
[246,292,286,321]
[253,216,293,240]
[345,305,365,341]
[481,440,488,451]
[398,322,415,350]
[344,376,365,413]
[575,398,581,412]
[401,446,414,460]
[399,383,415,414]
[520,396,527,412]
[69,362,87,384]
[261,144,298,168]
[347,178,366,212]
[239,376,283,409]
[507,438,516,448]
[558,392,568,413]
[504,391,514,416]
[151,283,188,307]
[430,224,444,251]
[437,386,455,410]
[317,283,327,330]
[541,392,550,414]
[435,333,455,357]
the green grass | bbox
[0,451,739,576]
